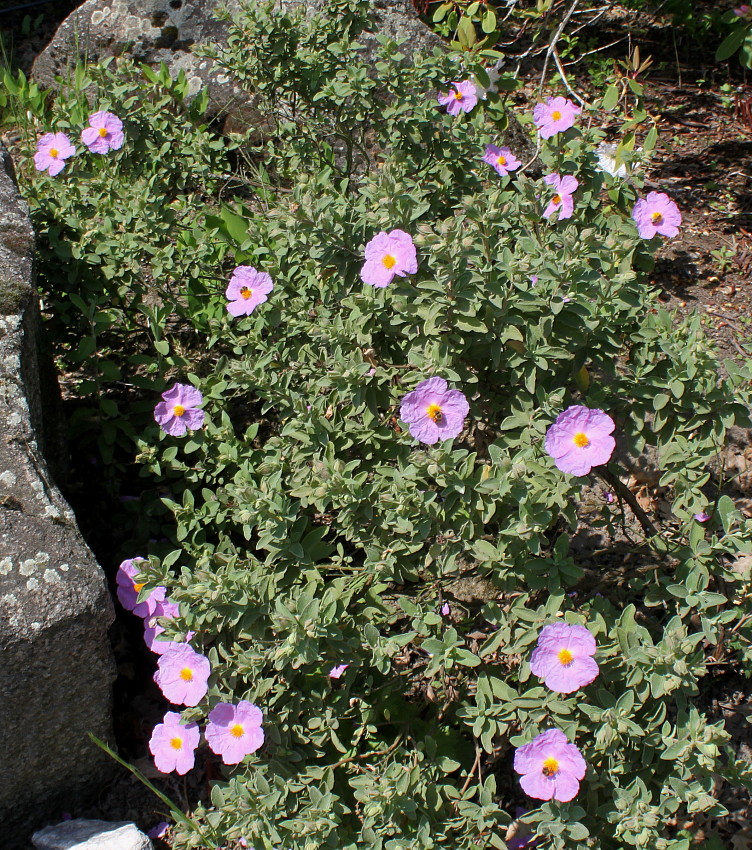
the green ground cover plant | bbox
[5,0,752,847]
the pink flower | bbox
[631,191,682,239]
[400,377,469,445]
[482,144,521,177]
[329,664,349,678]
[508,835,538,850]
[544,405,616,476]
[440,602,451,617]
[148,711,200,775]
[81,111,125,154]
[514,729,586,802]
[694,511,710,522]
[144,598,195,654]
[225,266,274,317]
[205,701,264,764]
[437,80,478,115]
[33,132,76,176]
[529,623,599,693]
[543,173,578,221]
[533,97,580,139]
[734,4,752,18]
[154,383,205,437]
[147,822,170,840]
[154,644,211,706]
[115,557,167,617]
[360,229,418,288]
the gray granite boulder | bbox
[31,0,257,124]
[32,0,442,100]
[32,819,152,850]
[31,0,534,160]
[0,144,116,848]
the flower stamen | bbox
[572,432,589,448]
[557,648,574,666]
[49,148,59,158]
[230,723,245,738]
[551,110,562,121]
[179,667,194,682]
[173,404,186,417]
[240,287,253,300]
[542,756,560,777]
[170,736,184,750]
[98,127,108,138]
[382,254,397,270]
[426,403,443,423]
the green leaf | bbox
[717,494,738,533]
[602,84,619,112]
[482,9,497,33]
[220,206,250,244]
[433,2,452,23]
[716,26,747,62]
[457,14,477,48]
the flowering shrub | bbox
[3,60,230,478]
[11,0,752,847]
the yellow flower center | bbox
[551,110,562,121]
[454,90,464,100]
[170,736,183,750]
[173,404,186,417]
[651,211,663,223]
[572,432,590,448]
[240,286,252,299]
[426,403,443,423]
[133,582,145,592]
[552,194,562,205]
[382,254,396,269]
[179,667,194,682]
[542,756,560,777]
[497,155,507,166]
[557,648,574,665]
[49,148,59,158]
[98,127,108,137]
[230,723,245,738]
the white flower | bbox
[595,142,639,178]
[473,58,506,100]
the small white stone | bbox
[43,569,61,584]
[32,818,153,850]
[26,577,39,590]
[0,557,12,575]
